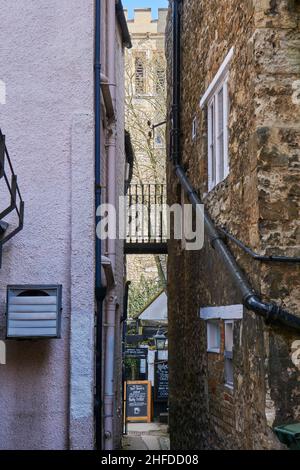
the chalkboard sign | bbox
[125,381,151,422]
[155,361,168,402]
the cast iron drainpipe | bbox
[121,280,131,436]
[171,0,300,332]
[95,0,106,451]
[218,226,300,263]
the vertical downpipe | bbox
[95,0,104,451]
[104,0,117,451]
[171,0,182,165]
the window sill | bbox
[134,93,152,99]
[203,177,229,201]
[224,383,234,391]
[207,348,220,354]
[208,176,229,194]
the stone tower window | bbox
[153,52,165,94]
[200,48,233,191]
[135,54,146,95]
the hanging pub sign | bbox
[124,380,152,423]
[155,361,169,402]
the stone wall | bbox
[166,0,300,450]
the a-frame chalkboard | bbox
[124,380,152,423]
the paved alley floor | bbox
[122,423,170,451]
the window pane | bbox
[217,88,224,181]
[224,321,234,387]
[225,358,233,387]
[207,320,220,351]
[225,322,233,352]
[210,102,216,184]
[218,88,224,132]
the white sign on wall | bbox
[140,359,146,374]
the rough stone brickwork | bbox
[166,0,300,450]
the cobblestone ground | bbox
[122,423,170,451]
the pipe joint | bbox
[244,295,300,331]
[210,235,225,250]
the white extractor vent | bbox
[6,285,62,339]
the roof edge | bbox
[138,289,166,317]
[116,0,132,49]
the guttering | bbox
[116,0,132,49]
[171,0,300,332]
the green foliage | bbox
[128,275,164,319]
[125,357,139,381]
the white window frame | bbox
[200,48,233,192]
[224,320,234,389]
[200,305,241,390]
[206,320,221,354]
[192,116,197,141]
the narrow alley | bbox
[122,423,170,451]
[0,0,299,458]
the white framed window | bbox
[224,320,234,388]
[200,48,233,192]
[207,81,229,190]
[192,116,197,141]
[207,320,221,353]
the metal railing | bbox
[0,128,24,266]
[125,183,167,254]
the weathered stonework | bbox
[166,0,300,450]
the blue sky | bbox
[123,0,168,19]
